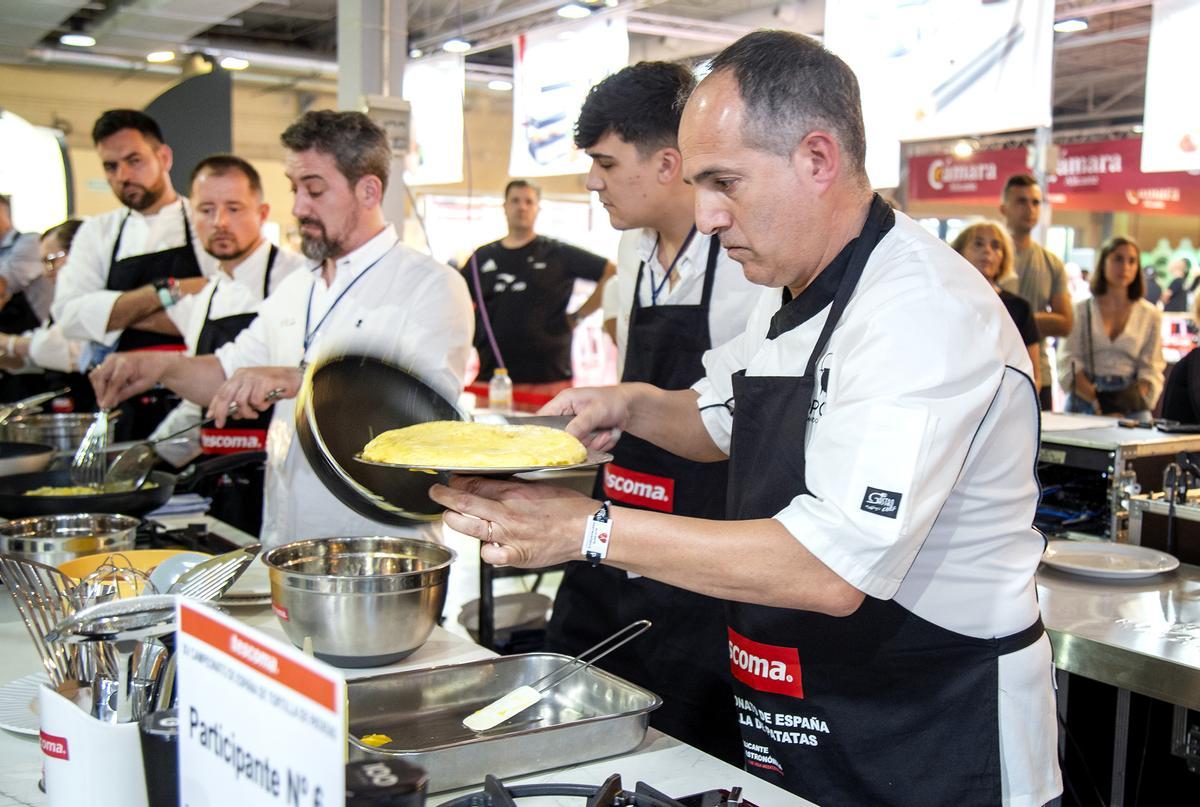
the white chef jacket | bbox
[0,229,54,321]
[150,240,307,466]
[694,211,1059,807]
[612,229,760,369]
[215,225,474,548]
[51,198,219,345]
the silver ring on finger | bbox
[486,520,494,542]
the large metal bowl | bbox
[0,513,140,567]
[262,536,455,668]
[1,413,119,454]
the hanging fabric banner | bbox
[1141,0,1200,173]
[402,53,465,186]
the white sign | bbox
[1141,0,1200,173]
[0,110,70,233]
[826,0,1053,188]
[402,54,465,185]
[176,600,346,807]
[510,16,629,177]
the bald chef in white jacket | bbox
[91,110,473,547]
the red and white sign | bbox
[908,149,1030,202]
[200,428,266,454]
[177,600,345,807]
[728,627,804,699]
[39,730,69,760]
[603,463,675,513]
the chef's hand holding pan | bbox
[90,351,178,410]
[539,384,642,452]
[430,476,597,568]
[207,366,302,427]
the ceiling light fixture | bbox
[409,47,423,58]
[488,79,513,92]
[220,56,249,70]
[443,38,471,53]
[557,3,592,18]
[952,139,975,159]
[59,33,96,48]
[1053,19,1088,33]
[146,50,175,63]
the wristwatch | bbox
[153,277,182,309]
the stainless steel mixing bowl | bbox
[0,513,140,566]
[262,536,455,668]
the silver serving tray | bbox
[347,652,661,792]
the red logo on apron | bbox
[40,730,69,760]
[603,464,675,512]
[200,428,267,455]
[728,627,804,699]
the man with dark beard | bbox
[90,110,473,546]
[52,109,218,437]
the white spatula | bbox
[462,619,651,733]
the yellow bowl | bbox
[57,549,212,596]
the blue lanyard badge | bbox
[300,240,397,367]
[650,226,698,306]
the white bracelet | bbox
[4,335,14,356]
[581,500,612,566]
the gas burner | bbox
[134,519,242,554]
[439,774,755,807]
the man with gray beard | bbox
[91,110,473,546]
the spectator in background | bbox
[463,180,614,406]
[0,194,54,330]
[1143,265,1163,306]
[1059,237,1165,420]
[1162,256,1192,312]
[0,220,96,411]
[1160,292,1200,424]
[999,174,1072,410]
[952,221,1041,391]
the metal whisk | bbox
[70,407,110,488]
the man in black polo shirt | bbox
[464,180,614,405]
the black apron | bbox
[0,233,48,403]
[104,206,203,440]
[724,194,1045,806]
[546,235,742,764]
[191,245,278,537]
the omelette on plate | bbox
[362,421,587,469]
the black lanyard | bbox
[649,226,698,306]
[301,240,396,365]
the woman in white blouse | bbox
[1059,237,1165,419]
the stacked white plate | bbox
[1042,540,1179,579]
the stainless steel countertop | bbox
[1038,563,1200,709]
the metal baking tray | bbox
[346,653,661,792]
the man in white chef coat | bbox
[90,110,473,547]
[52,109,218,438]
[431,31,1060,807]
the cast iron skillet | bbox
[295,353,465,525]
[0,452,266,518]
[0,442,57,478]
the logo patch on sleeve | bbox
[860,486,901,518]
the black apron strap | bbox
[109,211,131,267]
[997,615,1045,655]
[263,244,278,297]
[697,235,720,309]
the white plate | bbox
[1041,540,1180,579]
[353,448,613,476]
[221,554,270,599]
[0,673,46,735]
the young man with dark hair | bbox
[52,108,218,437]
[434,30,1059,806]
[545,60,760,765]
[999,173,1072,409]
[91,110,473,546]
[0,193,53,331]
[464,178,614,404]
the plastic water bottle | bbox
[488,367,513,413]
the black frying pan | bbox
[0,452,266,518]
[0,441,57,477]
[295,353,465,525]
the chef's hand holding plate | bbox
[539,384,639,452]
[207,366,302,426]
[90,351,178,410]
[430,476,597,568]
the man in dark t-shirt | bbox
[463,179,614,397]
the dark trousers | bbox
[1039,385,1053,411]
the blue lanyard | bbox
[301,240,397,365]
[649,226,698,306]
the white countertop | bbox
[0,517,807,807]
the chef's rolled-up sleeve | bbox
[50,219,122,345]
[775,285,1007,600]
